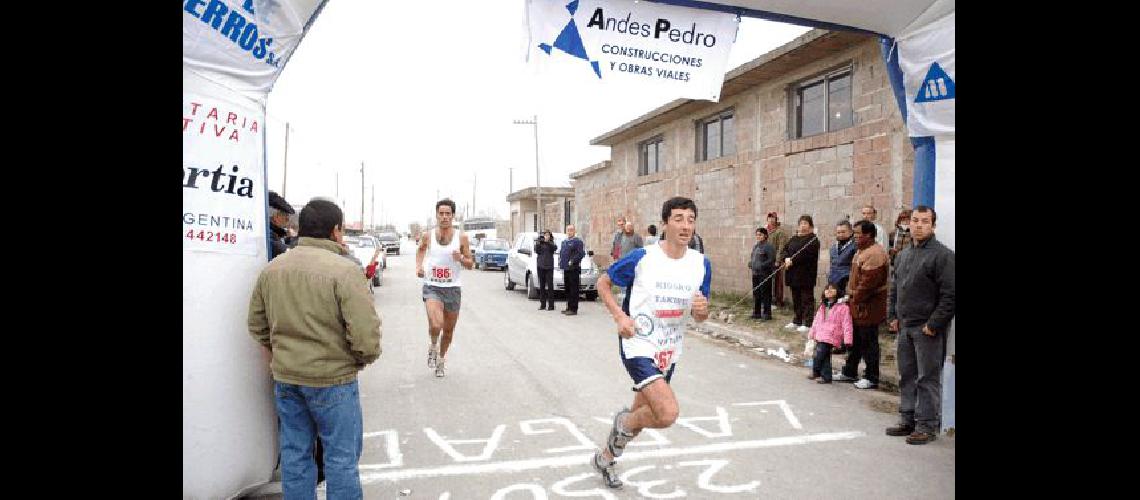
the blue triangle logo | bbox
[915,62,954,103]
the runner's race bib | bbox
[429,265,454,284]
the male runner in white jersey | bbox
[416,199,474,378]
[591,196,711,488]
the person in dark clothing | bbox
[534,230,557,311]
[267,191,295,260]
[828,220,857,297]
[779,215,821,333]
[748,227,776,320]
[688,231,705,254]
[886,206,955,445]
[766,212,789,309]
[836,220,890,389]
[559,224,586,315]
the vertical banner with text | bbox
[182,87,265,256]
[526,0,739,101]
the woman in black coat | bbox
[779,215,821,331]
[534,230,558,311]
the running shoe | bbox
[435,358,445,378]
[427,345,438,369]
[592,450,623,489]
[606,408,635,458]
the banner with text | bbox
[898,11,954,137]
[183,0,327,99]
[526,0,739,101]
[183,69,265,256]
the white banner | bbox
[898,11,954,136]
[183,0,326,99]
[526,0,739,101]
[182,76,266,256]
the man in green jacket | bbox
[248,199,382,499]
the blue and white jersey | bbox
[608,243,712,372]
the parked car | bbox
[376,232,401,255]
[504,232,599,301]
[474,238,510,270]
[345,235,384,287]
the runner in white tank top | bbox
[590,197,712,489]
[415,199,473,378]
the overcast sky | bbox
[265,0,809,230]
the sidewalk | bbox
[695,293,901,394]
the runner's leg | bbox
[440,310,460,359]
[424,298,445,367]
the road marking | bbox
[732,400,803,429]
[359,431,864,484]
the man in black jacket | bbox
[534,231,558,311]
[886,205,955,445]
[559,224,586,315]
[267,191,295,260]
[748,227,776,320]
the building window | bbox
[564,199,573,226]
[791,66,853,138]
[639,136,665,175]
[532,213,538,232]
[696,110,734,162]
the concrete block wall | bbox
[574,36,913,294]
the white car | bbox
[345,235,385,287]
[504,232,599,301]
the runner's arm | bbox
[597,274,635,337]
[415,232,430,277]
[457,233,474,269]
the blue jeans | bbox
[275,380,364,500]
[812,341,834,381]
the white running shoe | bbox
[427,345,438,369]
[854,378,877,389]
[435,358,446,378]
[784,322,798,329]
[796,325,810,333]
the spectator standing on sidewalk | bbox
[886,206,955,445]
[610,216,627,262]
[860,205,889,250]
[836,220,889,389]
[780,215,821,333]
[618,222,643,258]
[828,220,857,297]
[766,212,790,309]
[534,230,557,311]
[806,283,853,384]
[645,224,659,245]
[748,227,776,320]
[267,191,295,260]
[889,209,913,265]
[247,199,382,498]
[559,224,586,316]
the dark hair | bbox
[821,281,841,303]
[913,205,937,224]
[298,199,344,239]
[836,220,852,230]
[647,224,657,236]
[896,209,913,224]
[756,227,769,236]
[853,219,877,237]
[798,214,814,228]
[436,198,456,214]
[661,196,698,222]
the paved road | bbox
[339,239,952,499]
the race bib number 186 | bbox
[430,266,453,283]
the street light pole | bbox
[513,115,541,232]
[282,122,290,198]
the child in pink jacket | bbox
[807,282,853,384]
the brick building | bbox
[506,186,575,242]
[570,29,914,294]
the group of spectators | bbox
[747,204,954,445]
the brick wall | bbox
[574,35,913,294]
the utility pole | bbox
[371,184,375,231]
[513,115,541,232]
[472,173,477,217]
[360,161,365,231]
[282,122,290,198]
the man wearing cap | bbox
[268,191,295,260]
[765,212,789,308]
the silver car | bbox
[504,232,599,301]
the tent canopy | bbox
[649,0,953,38]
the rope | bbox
[725,233,821,311]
